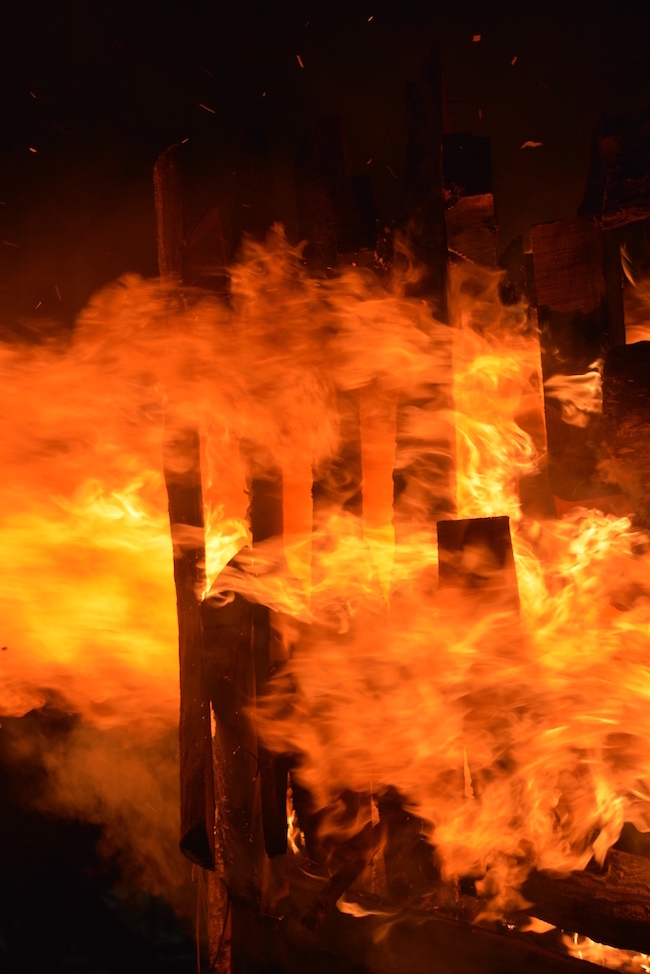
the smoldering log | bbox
[531,215,623,506]
[602,340,650,528]
[295,116,347,273]
[154,146,216,869]
[437,515,519,610]
[521,848,650,956]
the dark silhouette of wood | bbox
[437,515,519,610]
[602,340,650,528]
[522,848,650,956]
[400,50,448,312]
[531,215,623,506]
[443,132,497,268]
[295,116,347,272]
[154,146,216,870]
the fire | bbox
[3,227,650,936]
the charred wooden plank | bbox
[153,144,184,286]
[301,822,382,931]
[393,50,455,528]
[400,49,448,312]
[163,426,214,868]
[602,340,650,528]
[437,515,519,610]
[531,215,623,506]
[201,586,259,900]
[183,202,230,294]
[247,469,290,858]
[522,848,650,956]
[443,132,497,268]
[154,146,215,870]
[232,126,276,249]
[295,116,347,273]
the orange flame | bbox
[3,230,650,924]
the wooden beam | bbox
[437,515,519,610]
[531,215,623,508]
[602,340,650,529]
[400,49,448,313]
[522,848,650,956]
[154,146,216,870]
[295,116,347,273]
[443,132,497,268]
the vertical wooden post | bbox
[531,215,623,508]
[394,49,455,530]
[154,145,216,871]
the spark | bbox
[368,14,374,21]
[296,54,304,68]
[29,146,37,153]
[199,103,215,114]
[54,285,61,301]
[511,55,518,65]
[472,34,481,42]
[520,140,543,149]
[386,164,397,179]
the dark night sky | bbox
[1,0,650,329]
[1,2,650,971]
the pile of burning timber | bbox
[155,51,650,974]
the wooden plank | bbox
[202,587,259,901]
[393,50,455,528]
[153,144,184,285]
[443,132,497,268]
[295,116,347,272]
[522,848,650,956]
[247,470,291,858]
[531,215,623,506]
[154,146,216,870]
[602,340,650,529]
[232,126,276,248]
[400,49,448,312]
[437,515,519,610]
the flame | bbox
[3,227,650,930]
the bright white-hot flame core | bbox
[2,227,650,928]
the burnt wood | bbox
[153,144,184,285]
[232,126,276,249]
[602,340,650,528]
[295,116,347,272]
[163,427,214,868]
[443,132,497,268]
[400,49,448,313]
[154,147,216,869]
[437,515,519,610]
[247,469,291,858]
[531,215,623,505]
[202,587,259,901]
[393,50,455,528]
[522,848,650,956]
